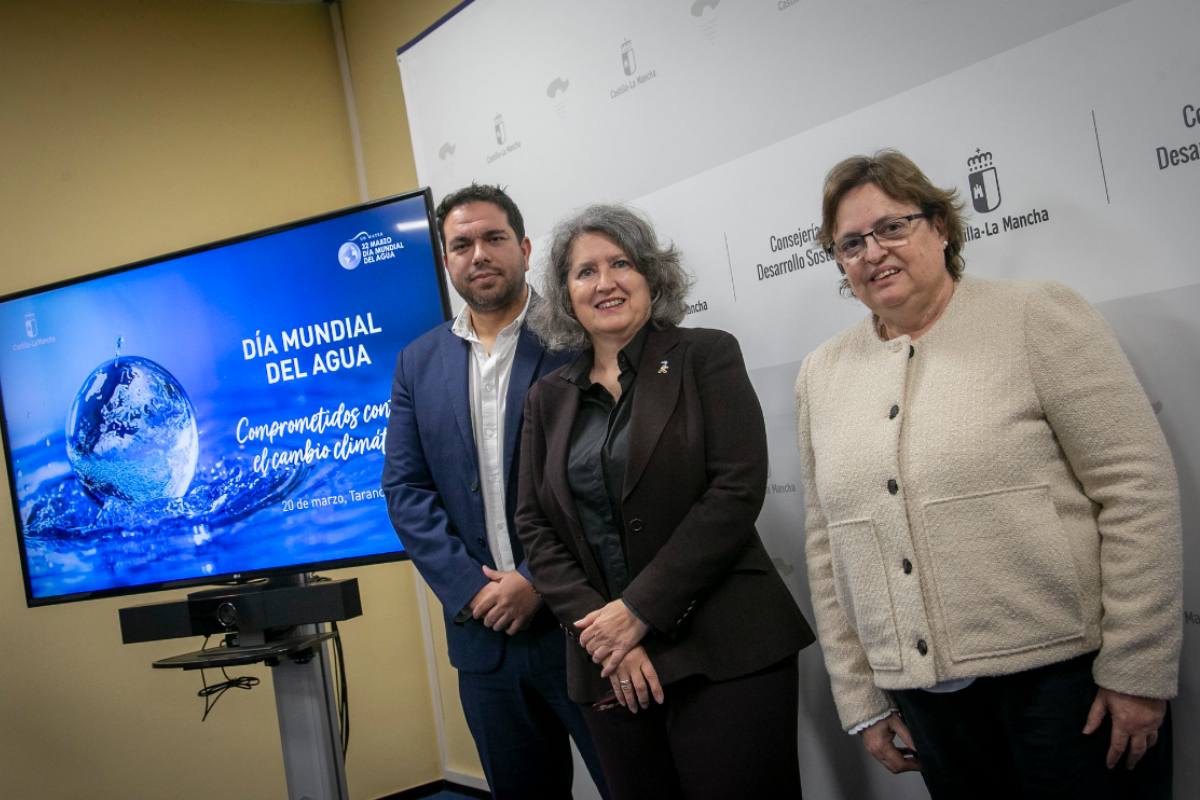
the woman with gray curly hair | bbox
[517,204,813,799]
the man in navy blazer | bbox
[382,185,606,799]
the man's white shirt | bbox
[449,291,532,572]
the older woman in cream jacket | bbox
[796,150,1181,799]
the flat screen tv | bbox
[0,190,448,606]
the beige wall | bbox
[341,0,462,199]
[340,0,486,784]
[0,0,460,797]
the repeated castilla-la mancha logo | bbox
[621,39,636,76]
[967,148,1002,213]
[486,112,522,164]
[611,39,657,100]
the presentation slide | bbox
[0,193,445,603]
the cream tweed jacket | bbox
[796,276,1182,732]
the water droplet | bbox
[65,355,198,503]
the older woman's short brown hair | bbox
[818,149,966,297]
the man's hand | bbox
[861,713,921,774]
[468,566,542,634]
[1083,688,1167,770]
[575,599,649,678]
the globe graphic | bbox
[338,241,362,270]
[65,355,199,503]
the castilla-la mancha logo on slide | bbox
[494,114,506,146]
[621,40,636,76]
[967,148,1002,213]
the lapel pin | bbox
[658,360,670,375]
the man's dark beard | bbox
[458,273,525,313]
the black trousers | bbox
[891,652,1172,800]
[579,654,803,800]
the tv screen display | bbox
[0,190,447,606]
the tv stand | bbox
[150,630,335,669]
[121,574,358,800]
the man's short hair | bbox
[434,184,526,249]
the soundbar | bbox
[119,578,362,644]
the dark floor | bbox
[378,781,489,800]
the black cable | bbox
[188,575,350,750]
[196,635,261,721]
[331,620,350,755]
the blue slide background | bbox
[0,193,445,602]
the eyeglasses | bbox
[830,213,928,263]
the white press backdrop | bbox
[397,1,1199,797]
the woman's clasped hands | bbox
[577,599,664,711]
